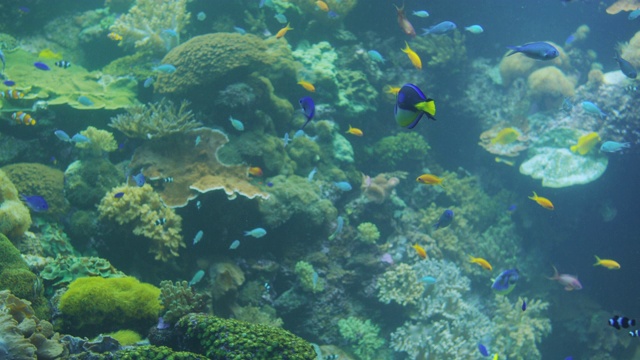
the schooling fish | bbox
[570,132,600,155]
[548,265,582,291]
[422,21,456,35]
[412,10,429,18]
[20,195,49,212]
[153,64,176,73]
[528,191,554,210]
[401,41,422,70]
[614,51,637,79]
[600,141,630,153]
[244,228,267,238]
[491,268,519,295]
[333,181,352,191]
[71,133,90,143]
[299,96,315,130]
[465,25,484,34]
[54,130,71,142]
[609,315,636,330]
[433,209,454,230]
[229,240,240,249]
[506,42,559,60]
[394,83,436,129]
[394,3,416,37]
[594,255,620,270]
[193,230,204,245]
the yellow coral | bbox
[527,66,575,110]
[0,170,31,239]
[75,126,118,154]
[98,184,184,261]
[376,263,424,306]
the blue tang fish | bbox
[422,21,456,35]
[433,209,454,230]
[614,51,637,79]
[244,227,267,238]
[491,268,519,295]
[478,343,489,357]
[21,195,49,212]
[299,97,315,130]
[394,83,436,129]
[506,42,559,60]
[600,141,630,153]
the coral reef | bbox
[370,132,430,169]
[109,99,201,139]
[209,261,245,300]
[335,69,379,116]
[294,261,324,293]
[230,305,283,328]
[63,159,121,209]
[97,184,184,261]
[40,256,125,286]
[376,263,424,306]
[104,345,208,359]
[356,222,381,243]
[478,125,529,157]
[412,30,467,71]
[159,280,208,325]
[128,127,270,207]
[0,170,31,239]
[337,317,385,360]
[2,163,68,216]
[527,66,576,110]
[58,276,162,336]
[361,173,401,204]
[106,330,142,346]
[292,41,338,83]
[74,126,118,156]
[499,43,570,87]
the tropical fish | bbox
[71,133,90,143]
[609,315,635,330]
[114,192,125,198]
[395,84,436,129]
[0,49,4,72]
[316,0,329,11]
[3,80,15,86]
[20,195,49,212]
[38,49,63,60]
[55,60,71,69]
[77,96,94,106]
[197,11,206,21]
[581,101,606,118]
[297,80,315,92]
[333,181,352,191]
[244,227,267,238]
[2,90,24,99]
[34,62,50,71]
[54,130,71,142]
[367,50,385,63]
[229,116,245,131]
[433,209,454,229]
[528,191,554,210]
[276,23,293,39]
[629,9,640,20]
[412,244,427,259]
[419,276,437,285]
[469,256,492,271]
[412,10,429,18]
[384,85,401,95]
[495,157,515,166]
[229,240,240,249]
[233,26,246,35]
[614,51,637,78]
[630,330,640,337]
[248,167,263,177]
[132,172,145,187]
[327,10,339,19]
[346,125,363,136]
[465,25,484,34]
[196,200,202,210]
[312,271,319,289]
[162,177,174,183]
[548,266,582,291]
[593,255,620,270]
[193,230,204,245]
[299,96,315,130]
[478,344,489,357]
[274,13,287,24]
[565,34,576,46]
[188,270,205,286]
[506,42,559,60]
[491,128,520,145]
[307,167,317,182]
[328,215,344,240]
[155,218,166,226]
[600,141,630,153]
[394,3,416,37]
[143,77,155,88]
[522,299,527,311]
[153,64,176,73]
[416,174,444,187]
[422,21,457,35]
[401,41,422,70]
[107,32,123,41]
[282,132,290,147]
[491,268,519,295]
[12,111,36,126]
[570,132,600,155]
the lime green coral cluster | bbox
[0,169,31,239]
[356,222,381,243]
[337,317,385,360]
[109,99,201,139]
[294,260,324,293]
[98,184,185,261]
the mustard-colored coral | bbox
[109,99,201,139]
[527,66,575,109]
[376,263,424,306]
[0,170,31,239]
[1,163,68,216]
[75,126,118,155]
[97,184,184,261]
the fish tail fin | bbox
[528,191,537,200]
[402,41,410,53]
[593,255,601,266]
[415,99,436,119]
[505,46,519,56]
[569,144,578,153]
[548,265,559,280]
[468,255,475,263]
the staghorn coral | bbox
[74,126,118,156]
[2,163,68,216]
[128,127,269,207]
[376,263,424,306]
[0,170,31,239]
[109,0,190,55]
[40,256,125,286]
[356,222,381,243]
[337,317,385,360]
[98,184,184,261]
[109,99,201,139]
[159,280,208,325]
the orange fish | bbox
[416,174,444,187]
[528,191,554,210]
[12,111,36,126]
[346,125,363,136]
[412,244,427,259]
[394,3,416,37]
[1,90,24,99]
[248,167,263,177]
[383,85,401,95]
[316,0,329,12]
[276,23,293,39]
[107,32,123,41]
[297,80,315,92]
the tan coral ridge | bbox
[98,184,184,261]
[0,169,31,239]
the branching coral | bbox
[356,222,381,243]
[159,280,208,325]
[97,184,184,261]
[294,261,324,293]
[109,99,201,139]
[337,317,385,360]
[376,263,424,306]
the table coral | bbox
[478,125,529,157]
[0,170,31,239]
[128,127,269,208]
[98,184,184,261]
[2,163,68,216]
[337,317,385,360]
[40,256,125,286]
[109,99,201,139]
[159,280,208,325]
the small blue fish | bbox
[188,270,205,286]
[197,11,206,21]
[244,227,267,238]
[312,271,319,289]
[565,34,576,46]
[307,167,317,182]
[20,195,49,212]
[267,181,273,187]
[196,200,202,210]
[614,51,637,79]
[143,77,154,88]
[478,343,489,357]
[233,26,246,35]
[0,49,5,72]
[491,269,519,295]
[581,101,606,118]
[600,141,631,153]
[77,96,94,106]
[561,97,573,112]
[3,80,15,86]
[629,9,640,20]
[153,64,176,73]
[54,130,71,142]
[507,204,517,213]
[433,209,454,230]
[412,10,429,18]
[71,133,90,143]
[299,96,315,130]
[464,25,483,34]
[229,116,244,131]
[367,50,385,63]
[293,130,305,139]
[132,172,145,187]
[522,299,527,311]
[333,181,352,191]
[195,135,201,146]
[422,21,456,35]
[193,230,204,245]
[506,42,559,60]
[328,215,344,240]
[229,240,240,249]
[419,276,437,285]
[114,192,125,198]
[274,13,287,24]
[327,10,339,19]
[34,62,50,71]
[283,132,291,147]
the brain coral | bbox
[1,163,68,216]
[527,66,575,109]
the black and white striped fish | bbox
[155,218,166,226]
[55,60,71,69]
[609,315,636,330]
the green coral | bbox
[413,30,467,70]
[64,159,121,209]
[2,163,68,216]
[376,263,424,306]
[40,256,125,286]
[33,220,78,258]
[171,313,317,359]
[109,99,201,139]
[231,305,284,328]
[294,260,324,293]
[332,133,355,163]
[356,222,381,243]
[71,345,208,360]
[336,69,379,116]
[337,317,385,360]
[106,330,142,346]
[0,169,31,239]
[159,280,208,325]
[371,132,430,169]
[292,41,338,82]
[59,276,162,337]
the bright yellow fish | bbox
[38,48,63,60]
[297,80,315,92]
[491,127,520,145]
[346,125,363,136]
[412,244,427,259]
[570,132,600,155]
[469,256,492,271]
[276,23,293,39]
[108,32,123,41]
[495,157,515,166]
[593,255,620,270]
[416,174,444,187]
[528,191,554,210]
[316,0,329,12]
[383,85,401,95]
[401,41,422,70]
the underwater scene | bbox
[2,0,640,359]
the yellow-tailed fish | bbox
[297,80,315,92]
[528,191,554,210]
[469,256,492,271]
[416,174,444,187]
[593,255,620,269]
[276,23,293,39]
[401,41,422,70]
[346,125,363,136]
[412,244,427,259]
[394,84,436,129]
[38,49,63,60]
[570,132,600,155]
[495,157,515,166]
[491,127,520,144]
